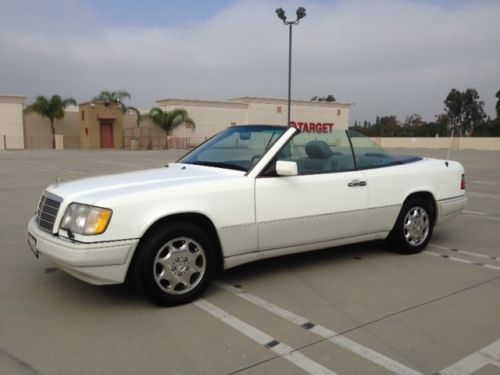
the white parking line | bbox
[467,192,500,200]
[438,339,500,375]
[428,244,500,262]
[194,299,336,375]
[461,210,500,222]
[426,251,500,272]
[472,180,500,186]
[463,210,489,216]
[214,281,422,375]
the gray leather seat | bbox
[298,140,337,174]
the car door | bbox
[255,129,368,252]
[348,130,405,234]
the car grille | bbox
[36,192,63,233]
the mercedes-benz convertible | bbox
[28,125,467,305]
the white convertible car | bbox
[28,125,467,305]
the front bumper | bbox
[27,217,139,285]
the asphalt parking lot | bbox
[1,148,499,375]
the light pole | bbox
[275,6,306,127]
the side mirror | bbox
[276,160,298,176]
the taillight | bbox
[461,173,465,190]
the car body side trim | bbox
[223,231,389,269]
[257,204,400,226]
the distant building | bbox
[0,95,25,150]
[0,95,351,150]
[79,102,125,149]
[157,97,351,145]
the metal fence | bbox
[24,135,53,149]
[0,133,207,151]
[63,136,80,149]
[124,127,166,150]
[0,135,32,150]
[123,128,204,150]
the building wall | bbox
[0,95,25,149]
[24,107,79,149]
[235,97,350,130]
[79,103,124,149]
[123,113,154,130]
[157,97,351,146]
[158,99,248,144]
[8,96,352,149]
[375,137,500,151]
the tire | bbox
[132,222,216,306]
[388,197,434,254]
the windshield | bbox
[348,130,398,169]
[179,125,287,172]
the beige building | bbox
[0,96,351,150]
[159,97,351,145]
[0,95,25,150]
[79,102,126,149]
[24,105,80,149]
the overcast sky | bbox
[1,0,499,124]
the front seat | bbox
[298,140,337,174]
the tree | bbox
[148,107,195,148]
[93,90,130,105]
[379,115,399,136]
[311,94,336,102]
[496,89,500,119]
[93,90,141,125]
[444,89,463,135]
[462,89,486,136]
[25,95,77,148]
[404,114,423,128]
[444,88,485,136]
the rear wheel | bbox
[389,197,433,254]
[133,222,215,306]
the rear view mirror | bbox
[276,161,298,176]
[239,132,251,140]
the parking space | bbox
[1,148,499,374]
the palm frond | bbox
[24,94,75,148]
[146,107,195,135]
[116,90,131,101]
[63,98,77,107]
[126,106,141,126]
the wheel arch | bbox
[403,190,437,225]
[127,212,224,282]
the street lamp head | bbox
[275,8,287,22]
[296,7,306,20]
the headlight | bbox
[61,203,112,235]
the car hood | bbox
[46,163,244,205]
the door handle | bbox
[348,180,367,187]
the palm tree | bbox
[92,90,131,105]
[25,95,77,148]
[148,107,195,149]
[93,90,140,125]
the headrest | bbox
[278,145,292,159]
[305,140,333,159]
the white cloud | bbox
[1,0,499,122]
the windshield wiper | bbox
[190,161,247,172]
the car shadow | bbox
[46,240,392,306]
[214,240,389,287]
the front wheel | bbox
[388,198,434,254]
[133,222,216,306]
